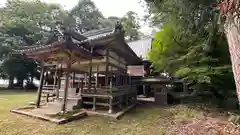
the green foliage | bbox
[121,11,141,41]
[70,0,104,32]
[0,0,71,88]
[146,0,235,99]
[0,0,141,89]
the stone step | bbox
[54,98,83,111]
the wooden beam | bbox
[36,64,45,108]
[61,57,71,113]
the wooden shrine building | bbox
[14,23,141,115]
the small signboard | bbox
[127,65,145,76]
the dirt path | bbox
[168,117,240,135]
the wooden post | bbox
[73,72,76,87]
[92,97,96,111]
[143,84,146,97]
[125,74,128,85]
[119,96,123,109]
[80,79,84,94]
[183,82,188,93]
[126,95,129,106]
[105,46,109,87]
[84,73,87,87]
[129,75,131,85]
[56,64,62,98]
[61,58,71,113]
[88,47,93,91]
[116,74,120,86]
[45,71,49,86]
[53,66,58,88]
[96,65,99,88]
[46,93,49,102]
[120,75,122,85]
[110,75,113,89]
[109,97,113,113]
[36,64,45,108]
[53,66,58,100]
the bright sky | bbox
[0,0,152,34]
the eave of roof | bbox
[13,27,117,53]
[12,25,142,64]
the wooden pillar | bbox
[143,85,146,97]
[36,64,45,108]
[96,65,99,88]
[46,93,49,102]
[45,71,49,85]
[61,58,71,113]
[122,75,125,86]
[80,79,84,94]
[53,66,58,87]
[53,66,58,100]
[56,64,62,98]
[92,97,96,111]
[84,73,87,87]
[119,96,123,109]
[116,74,120,86]
[73,72,76,87]
[129,75,131,85]
[105,46,109,87]
[110,75,113,89]
[109,97,113,113]
[88,47,93,91]
[125,74,128,85]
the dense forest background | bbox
[145,0,239,104]
[0,0,141,89]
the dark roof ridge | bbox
[82,27,114,37]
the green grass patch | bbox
[0,90,228,135]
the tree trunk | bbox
[8,76,14,89]
[225,19,240,104]
[30,76,34,84]
[18,79,24,89]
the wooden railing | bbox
[81,85,137,96]
[42,85,58,94]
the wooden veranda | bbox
[14,23,141,115]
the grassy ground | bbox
[0,90,239,135]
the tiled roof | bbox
[82,27,114,38]
[127,38,153,60]
[14,27,117,53]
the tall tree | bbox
[99,16,121,28]
[70,0,104,32]
[121,11,141,41]
[218,0,240,104]
[0,0,74,88]
[146,0,236,100]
